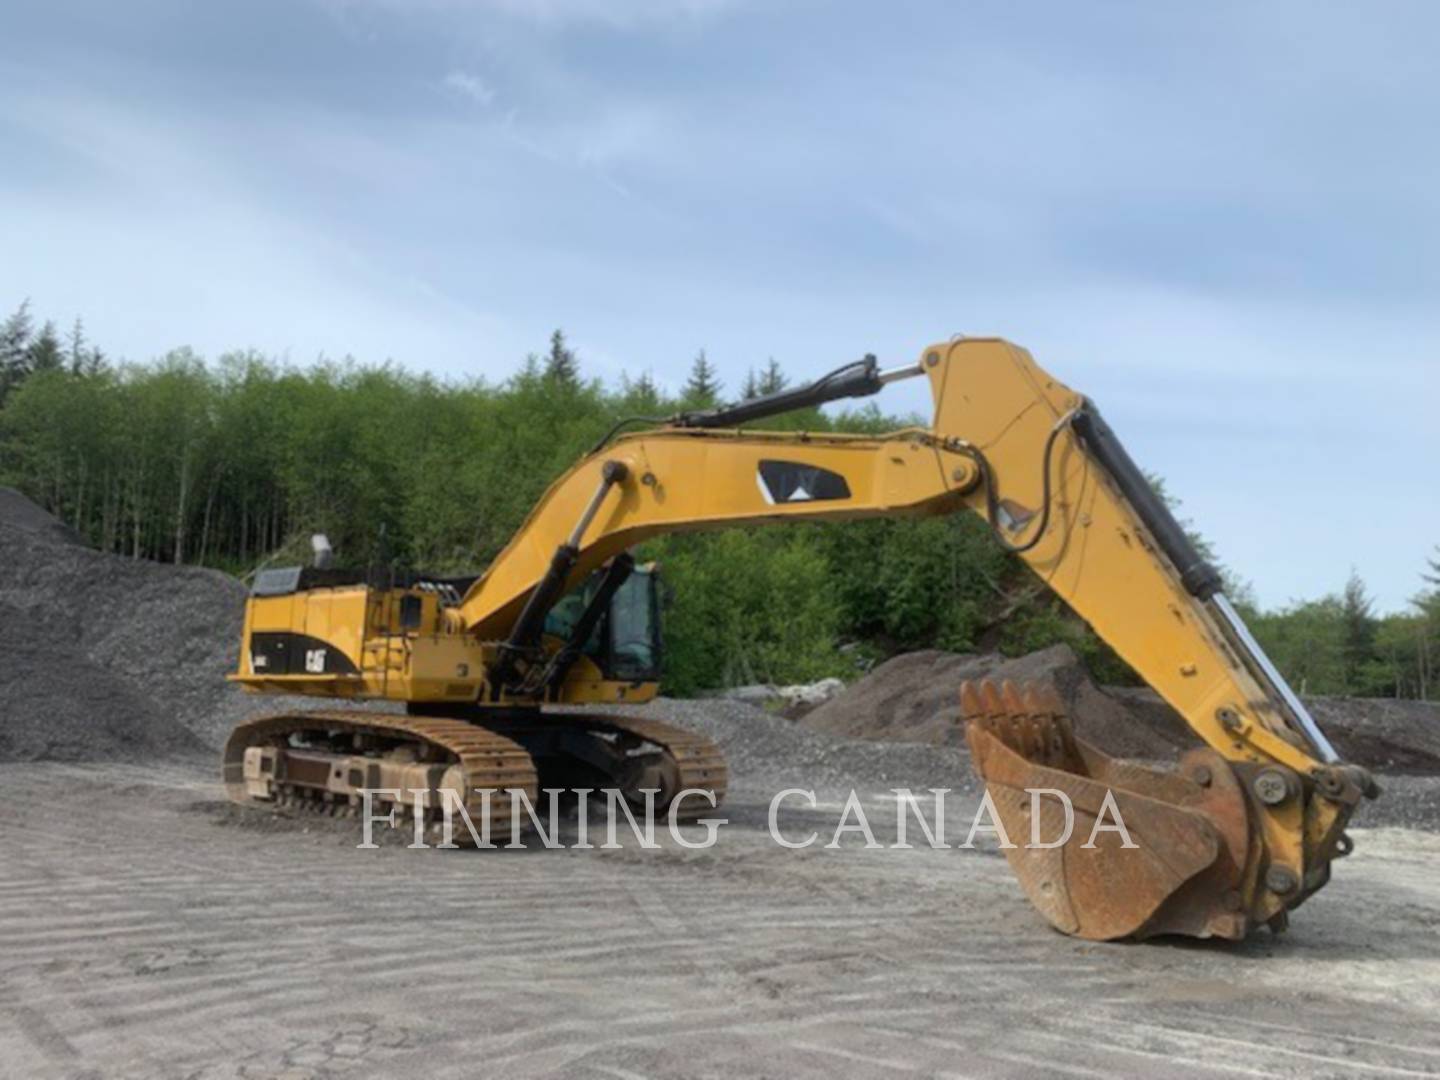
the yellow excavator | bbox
[226,337,1375,941]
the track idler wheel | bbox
[616,751,683,811]
[962,680,1255,941]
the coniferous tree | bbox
[67,318,87,375]
[543,329,578,386]
[1340,569,1378,693]
[0,300,34,402]
[757,356,787,396]
[623,370,660,411]
[516,352,542,385]
[27,320,63,374]
[684,349,720,405]
[740,368,759,400]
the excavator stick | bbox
[963,680,1257,941]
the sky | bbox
[2,0,1437,611]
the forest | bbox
[2,300,1436,699]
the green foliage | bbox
[739,358,788,402]
[1,301,107,405]
[1370,613,1431,699]
[1340,570,1378,691]
[816,515,1004,654]
[28,321,63,375]
[1249,597,1350,695]
[644,529,845,694]
[1411,553,1440,699]
[1245,569,1429,699]
[1,302,1433,700]
[619,370,660,412]
[0,301,35,404]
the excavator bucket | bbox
[962,680,1255,941]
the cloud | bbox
[443,69,495,106]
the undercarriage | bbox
[223,709,728,843]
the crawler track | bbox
[222,708,728,839]
[223,710,539,839]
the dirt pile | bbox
[804,644,1440,776]
[0,491,309,762]
[800,645,1198,759]
[1310,697,1440,773]
[1106,687,1440,775]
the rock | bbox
[705,677,847,718]
[710,684,784,708]
[777,677,846,712]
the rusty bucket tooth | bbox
[961,678,1253,942]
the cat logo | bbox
[755,460,851,505]
[304,648,327,674]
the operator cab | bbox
[544,563,663,682]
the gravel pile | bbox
[0,598,206,762]
[0,492,318,761]
[1309,697,1440,774]
[0,486,89,546]
[1107,687,1440,775]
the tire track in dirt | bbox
[3,762,1440,1079]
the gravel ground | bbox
[1,751,1439,1080]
